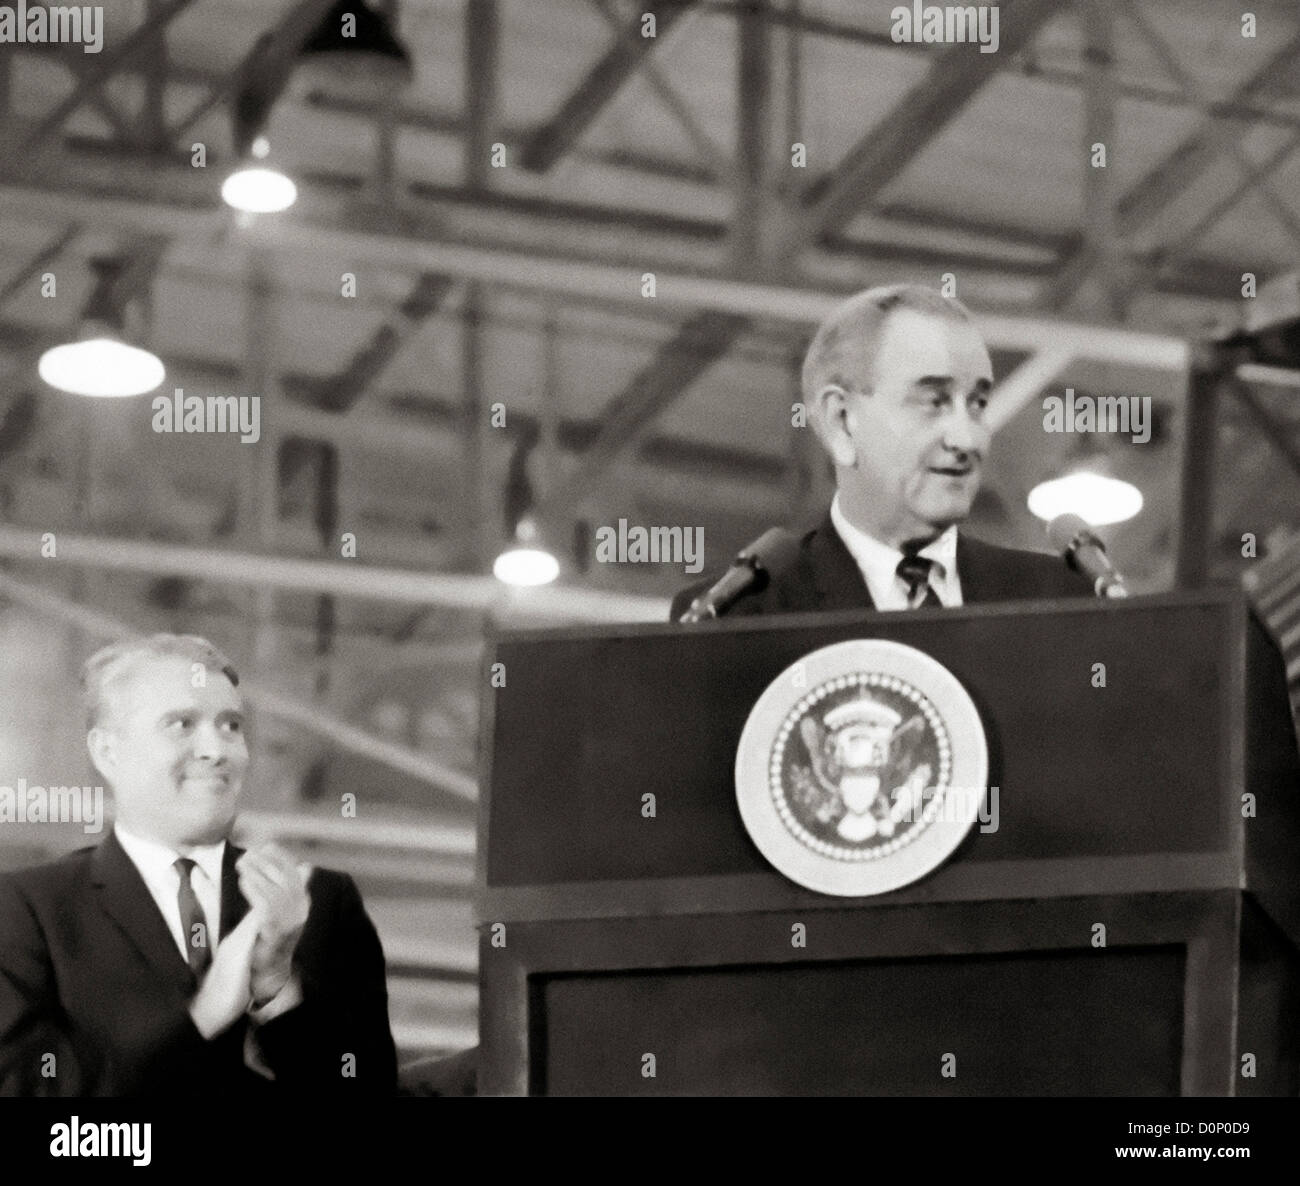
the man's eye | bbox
[970,395,990,412]
[167,717,193,732]
[222,719,243,734]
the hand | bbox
[237,844,311,1006]
[187,911,258,1039]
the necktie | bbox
[896,550,942,609]
[175,857,213,977]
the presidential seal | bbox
[735,639,988,896]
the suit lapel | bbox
[92,831,194,994]
[220,843,249,939]
[805,513,875,612]
[956,533,1017,604]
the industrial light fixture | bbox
[1028,467,1143,526]
[222,74,297,215]
[292,0,414,103]
[493,515,560,587]
[222,133,297,215]
[38,258,165,398]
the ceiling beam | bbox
[0,182,1190,366]
[517,0,692,172]
[4,0,197,171]
[535,309,752,520]
[0,524,668,624]
[0,224,79,310]
[732,0,773,273]
[1047,22,1300,308]
[169,0,340,146]
[791,0,1060,244]
[313,273,456,412]
[464,0,500,190]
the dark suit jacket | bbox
[671,513,1094,619]
[0,831,397,1096]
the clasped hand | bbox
[188,844,311,1039]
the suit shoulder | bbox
[961,535,1093,597]
[306,864,364,905]
[0,846,96,896]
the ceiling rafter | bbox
[168,0,340,148]
[1046,21,1300,310]
[5,0,198,172]
[517,0,694,173]
[790,0,1061,245]
[313,273,457,413]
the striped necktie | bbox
[897,549,942,609]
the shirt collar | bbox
[115,823,226,886]
[830,493,958,578]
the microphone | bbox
[677,527,801,622]
[1047,513,1129,599]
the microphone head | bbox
[740,526,801,576]
[1046,513,1094,555]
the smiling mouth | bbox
[930,467,974,477]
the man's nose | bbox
[942,404,989,456]
[190,722,228,763]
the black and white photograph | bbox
[0,0,1297,1164]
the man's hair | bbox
[81,634,240,730]
[800,283,974,406]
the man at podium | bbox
[672,283,1092,619]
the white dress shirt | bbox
[114,824,225,964]
[830,494,963,610]
[113,823,302,1049]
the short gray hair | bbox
[801,283,974,406]
[81,634,240,730]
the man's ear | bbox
[86,727,117,784]
[814,384,860,468]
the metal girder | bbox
[0,183,1191,367]
[1119,1,1300,246]
[1229,376,1300,485]
[465,0,500,191]
[0,224,79,309]
[518,0,692,173]
[0,524,667,625]
[1175,347,1229,589]
[169,0,339,147]
[589,0,731,179]
[6,0,197,168]
[1116,23,1300,238]
[732,0,773,272]
[1152,136,1300,285]
[791,0,1060,245]
[536,309,752,520]
[314,273,455,412]
[1049,22,1300,309]
[1077,0,1123,319]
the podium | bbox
[475,589,1300,1096]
